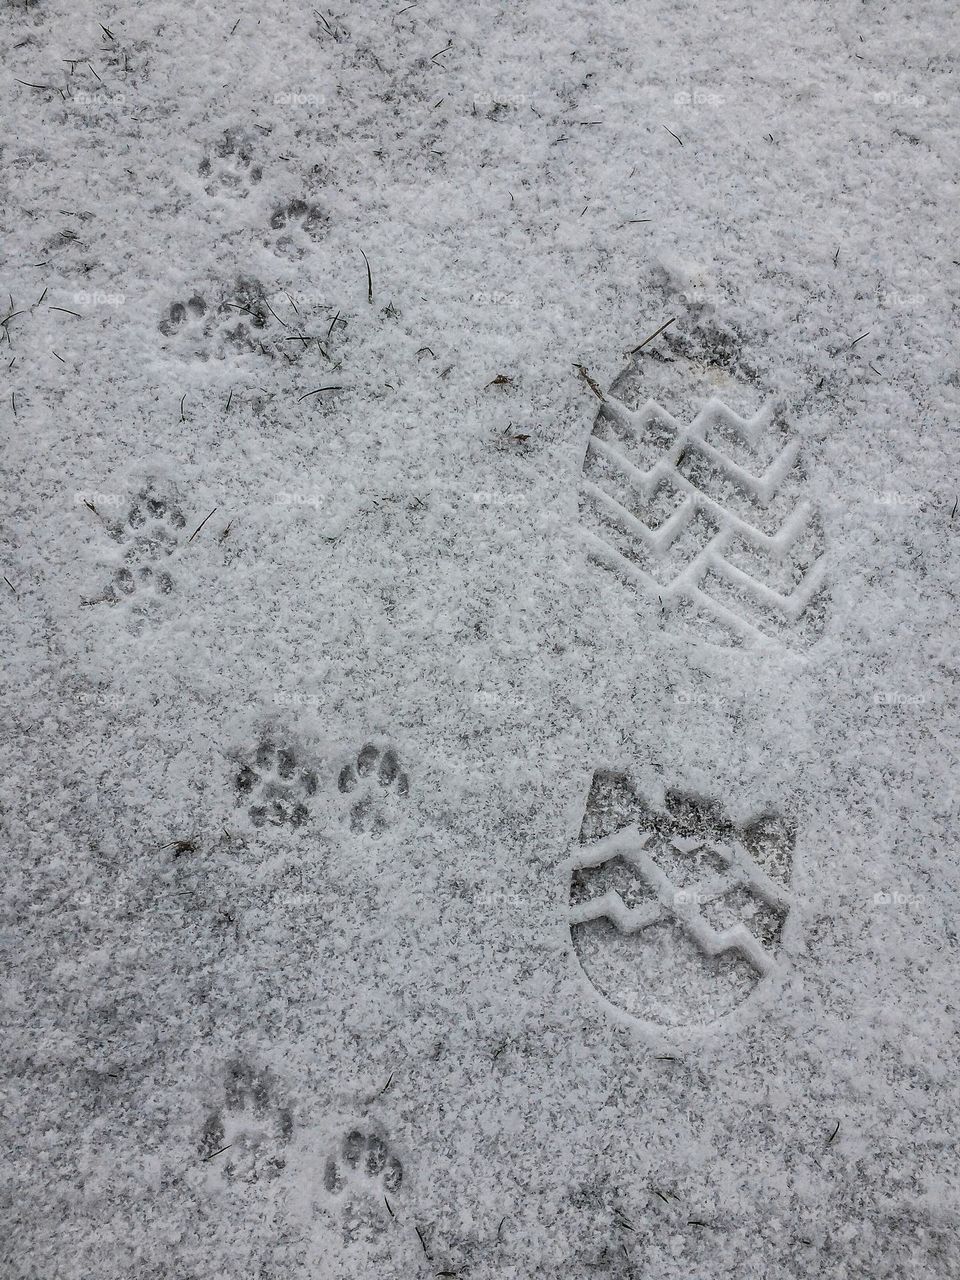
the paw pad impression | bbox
[199,127,263,196]
[106,484,186,601]
[198,1059,294,1184]
[338,743,409,834]
[235,738,318,828]
[323,1129,403,1198]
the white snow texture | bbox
[2,0,958,1277]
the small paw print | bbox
[235,738,318,828]
[217,275,274,354]
[338,744,409,833]
[323,1129,403,1198]
[107,486,185,601]
[199,128,263,196]
[268,198,326,256]
[198,1059,294,1184]
[158,293,209,340]
[158,276,286,360]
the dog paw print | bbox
[158,276,287,360]
[267,198,326,256]
[216,275,277,355]
[198,1059,294,1184]
[158,293,210,342]
[235,738,318,828]
[323,1130,403,1200]
[338,744,409,833]
[199,127,263,197]
[107,486,185,601]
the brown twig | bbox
[574,363,605,401]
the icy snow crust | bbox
[2,0,958,1276]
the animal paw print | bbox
[338,744,409,833]
[323,1130,403,1199]
[235,738,318,828]
[107,486,185,601]
[198,1059,294,1184]
[199,127,263,197]
[157,276,284,359]
[158,293,209,341]
[267,198,326,257]
[217,274,277,355]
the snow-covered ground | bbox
[3,0,958,1275]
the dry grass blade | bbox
[297,385,344,402]
[574,363,605,401]
[630,316,676,354]
[360,249,373,303]
[187,508,217,543]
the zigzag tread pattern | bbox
[569,825,791,978]
[579,395,828,647]
[566,774,797,1028]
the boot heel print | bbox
[565,770,798,1038]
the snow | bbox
[3,0,958,1275]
